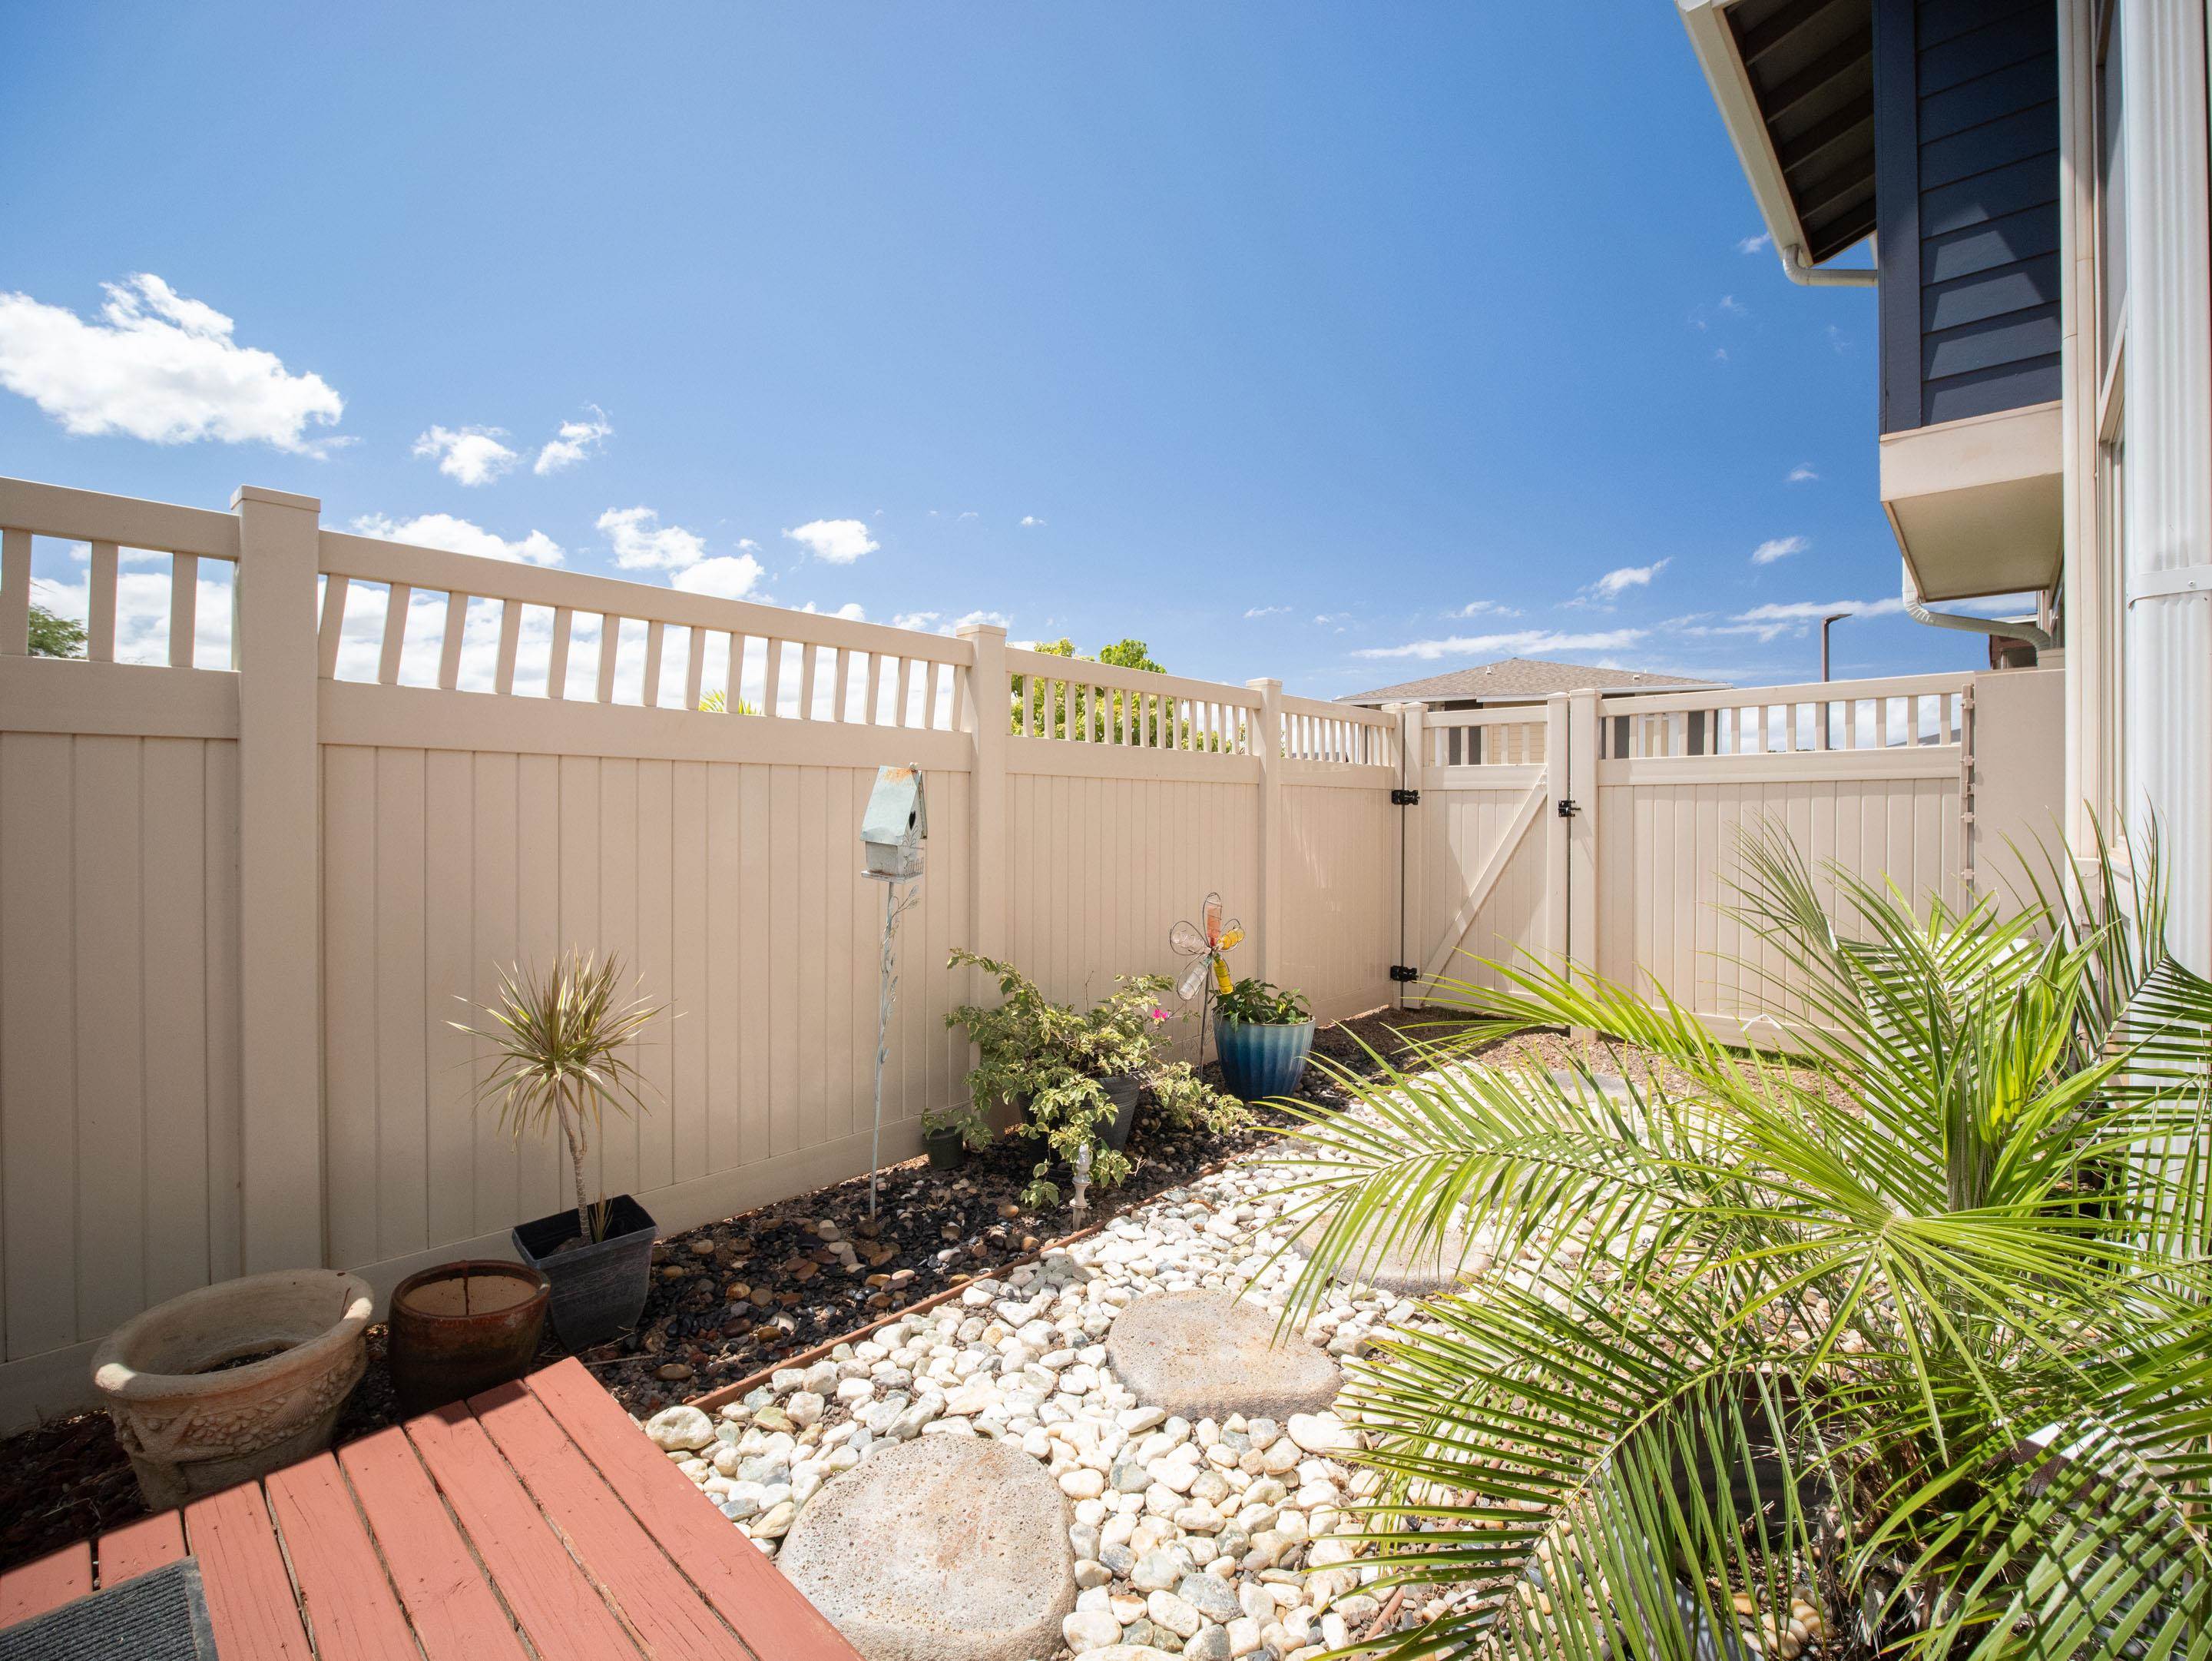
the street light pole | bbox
[1820,612,1849,681]
[1820,612,1849,749]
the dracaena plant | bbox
[1273,823,2211,1661]
[452,950,667,1246]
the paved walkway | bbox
[0,1358,860,1661]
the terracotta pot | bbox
[388,1260,549,1416]
[91,1268,373,1510]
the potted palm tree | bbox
[452,950,667,1349]
[1211,976,1313,1101]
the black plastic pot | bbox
[922,1125,967,1169]
[1099,1073,1141,1151]
[510,1195,657,1349]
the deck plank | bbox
[525,1361,860,1660]
[265,1454,422,1660]
[471,1380,753,1661]
[95,1510,187,1588]
[0,1542,91,1626]
[338,1427,531,1661]
[403,1401,645,1661]
[182,1482,313,1660]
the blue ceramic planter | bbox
[1214,1017,1316,1102]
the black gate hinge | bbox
[1391,787,1420,806]
[1389,964,1421,983]
[1556,797,1580,818]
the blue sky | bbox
[1,5,2005,698]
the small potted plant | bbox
[921,1104,978,1169]
[1212,976,1315,1102]
[945,950,1243,1208]
[452,950,667,1349]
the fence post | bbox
[1566,688,1601,982]
[1389,701,1426,1010]
[959,622,1008,970]
[1247,678,1283,984]
[1545,694,1571,970]
[231,486,326,1272]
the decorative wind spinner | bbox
[1169,892,1243,1002]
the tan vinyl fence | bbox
[0,474,2061,1426]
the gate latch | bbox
[1391,787,1421,806]
[1556,797,1580,818]
[1389,965,1421,983]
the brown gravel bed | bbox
[0,1006,1503,1573]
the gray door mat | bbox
[0,1558,219,1660]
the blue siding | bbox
[1875,0,2061,432]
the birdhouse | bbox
[860,764,927,881]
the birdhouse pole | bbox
[859,766,928,1218]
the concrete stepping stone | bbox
[1300,1221,1488,1296]
[777,1434,1075,1661]
[1104,1290,1342,1421]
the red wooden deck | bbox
[0,1358,861,1661]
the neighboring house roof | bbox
[1677,0,1875,269]
[1339,657,1730,707]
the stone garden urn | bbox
[91,1268,375,1510]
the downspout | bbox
[1779,243,1878,288]
[1902,563,2055,649]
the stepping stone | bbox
[1104,1290,1342,1422]
[777,1434,1075,1661]
[1299,1221,1488,1296]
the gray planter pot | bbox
[511,1195,657,1350]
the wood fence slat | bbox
[642,620,665,709]
[0,526,31,655]
[339,1427,532,1661]
[0,1543,91,1626]
[525,1360,859,1659]
[265,1453,423,1659]
[376,581,411,685]
[548,605,573,700]
[495,598,522,696]
[181,1482,313,1659]
[684,625,706,712]
[167,552,200,668]
[316,572,349,678]
[86,541,119,661]
[439,591,468,690]
[403,1401,644,1661]
[95,1509,186,1588]
[472,1381,753,1660]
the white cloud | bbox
[533,407,612,475]
[351,512,564,566]
[1738,232,1773,254]
[1717,294,1747,315]
[953,608,1010,631]
[737,537,761,552]
[598,506,706,569]
[413,425,518,486]
[0,274,345,453]
[1751,535,1810,565]
[1314,612,1350,625]
[1444,599,1519,619]
[892,610,943,632]
[796,600,867,621]
[1787,463,1819,483]
[1681,596,1906,642]
[671,553,766,600]
[1355,627,1648,661]
[783,519,879,563]
[1019,515,1046,528]
[1244,605,1291,618]
[1588,559,1670,600]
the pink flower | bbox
[1149,1006,1168,1022]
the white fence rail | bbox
[0,474,2063,1427]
